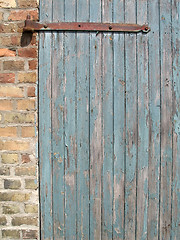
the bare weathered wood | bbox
[89,0,102,239]
[136,0,149,239]
[64,0,77,239]
[39,0,53,239]
[113,0,125,239]
[160,1,173,239]
[124,1,137,239]
[76,0,90,239]
[39,0,180,239]
[102,0,114,239]
[52,1,65,238]
[147,0,161,239]
[172,0,180,239]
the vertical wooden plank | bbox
[159,0,173,239]
[89,0,102,239]
[124,1,137,239]
[76,0,90,239]
[147,0,161,239]
[39,0,53,239]
[136,0,149,239]
[52,1,65,238]
[113,0,125,239]
[172,1,180,239]
[64,0,77,239]
[101,0,113,239]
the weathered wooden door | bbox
[39,0,179,239]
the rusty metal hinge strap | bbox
[23,19,150,33]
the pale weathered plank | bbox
[89,0,102,239]
[52,1,65,238]
[172,0,180,239]
[136,0,149,239]
[113,0,125,239]
[124,1,137,239]
[76,0,90,239]
[159,0,173,239]
[147,0,161,239]
[101,0,114,239]
[39,0,53,239]
[64,0,77,239]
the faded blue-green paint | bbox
[76,0,90,239]
[39,0,53,239]
[39,0,180,239]
[52,1,65,238]
[89,0,102,239]
[39,32,53,239]
[113,0,125,239]
[124,1,137,239]
[102,0,114,239]
[160,0,173,239]
[172,1,180,239]
[148,0,161,239]
[64,0,77,239]
[136,0,149,239]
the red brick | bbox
[0,35,21,47]
[27,86,35,97]
[8,9,38,21]
[17,0,38,8]
[0,48,16,57]
[0,73,15,83]
[18,48,37,58]
[22,154,31,164]
[0,36,11,46]
[29,34,38,46]
[0,23,23,33]
[3,61,24,71]
[28,60,37,70]
[11,35,21,46]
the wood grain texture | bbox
[64,0,77,238]
[147,1,161,239]
[39,0,53,239]
[136,0,149,239]
[76,0,90,239]
[39,0,180,239]
[172,0,180,239]
[102,0,114,239]
[89,1,102,239]
[159,0,173,239]
[113,0,125,239]
[52,1,65,239]
[124,1,137,239]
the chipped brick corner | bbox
[0,0,39,239]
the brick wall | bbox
[0,0,39,239]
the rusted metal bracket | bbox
[23,16,150,33]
